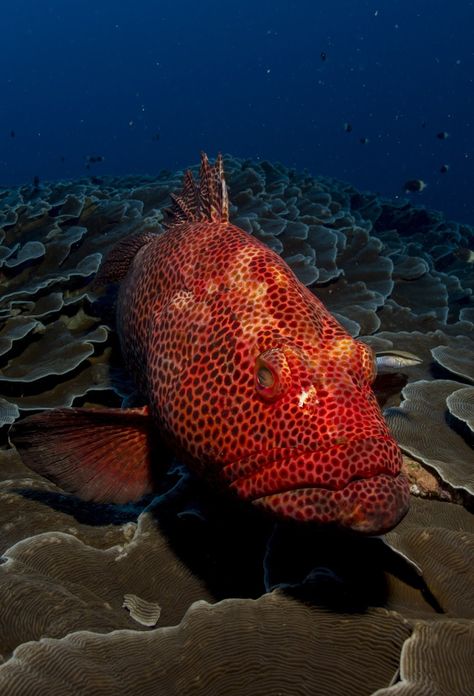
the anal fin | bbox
[9,406,159,504]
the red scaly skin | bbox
[117,156,410,534]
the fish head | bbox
[222,334,409,535]
[215,326,410,535]
[155,234,409,535]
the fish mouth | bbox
[252,472,410,535]
[224,437,410,534]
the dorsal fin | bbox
[166,152,229,226]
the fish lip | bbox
[224,435,401,495]
[250,469,400,502]
[252,472,411,535]
[224,437,387,482]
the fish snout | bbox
[227,436,403,499]
[225,436,409,534]
[254,472,410,535]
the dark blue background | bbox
[1,0,473,222]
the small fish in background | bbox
[359,137,369,145]
[32,175,40,189]
[10,130,15,138]
[320,51,327,61]
[403,179,427,193]
[152,132,161,142]
[90,176,103,185]
[375,350,422,371]
[60,155,65,163]
[343,122,353,133]
[436,131,450,140]
[439,163,450,173]
[421,121,427,129]
[10,152,410,536]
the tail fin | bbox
[167,152,229,226]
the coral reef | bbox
[0,156,473,694]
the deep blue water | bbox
[1,0,473,223]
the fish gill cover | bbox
[0,2,473,695]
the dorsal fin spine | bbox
[166,152,229,226]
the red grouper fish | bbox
[10,153,410,534]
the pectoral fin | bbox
[9,406,157,504]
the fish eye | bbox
[257,365,275,388]
[255,359,280,401]
[254,348,291,402]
